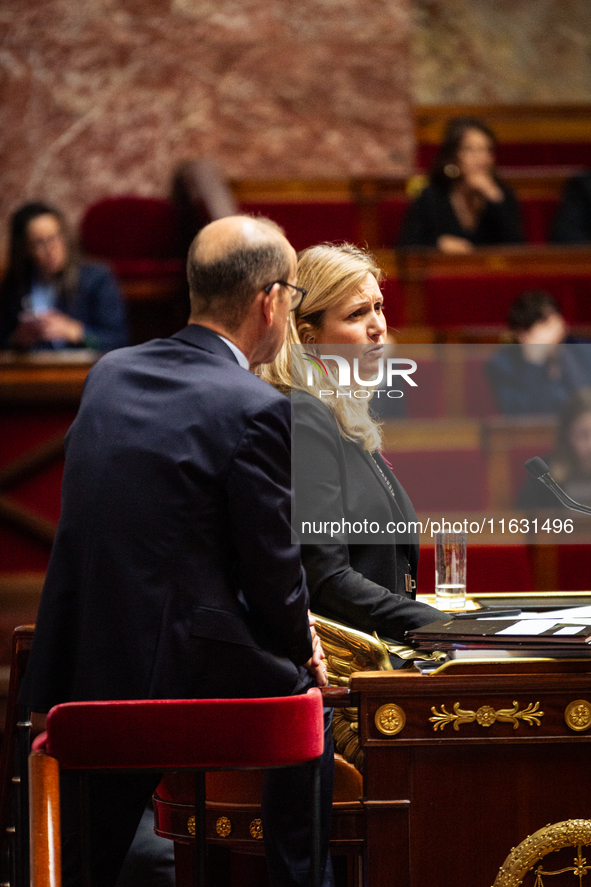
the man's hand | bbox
[305,612,328,688]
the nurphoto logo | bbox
[303,353,417,388]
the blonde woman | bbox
[261,243,440,643]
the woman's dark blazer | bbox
[292,391,441,642]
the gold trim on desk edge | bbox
[419,591,591,607]
[429,656,591,675]
[430,701,543,732]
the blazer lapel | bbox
[361,449,410,523]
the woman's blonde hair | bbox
[259,242,384,451]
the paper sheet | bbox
[496,620,557,636]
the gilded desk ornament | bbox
[532,844,590,885]
[249,818,263,840]
[332,707,363,771]
[493,819,591,887]
[313,614,395,770]
[215,816,232,837]
[314,616,394,686]
[430,700,543,732]
[313,614,442,769]
[375,703,406,736]
[565,699,591,732]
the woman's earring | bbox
[444,163,461,179]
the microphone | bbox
[524,457,591,515]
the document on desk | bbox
[496,620,558,636]
[406,617,591,651]
[532,604,591,622]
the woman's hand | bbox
[436,234,473,254]
[14,309,84,346]
[518,313,567,364]
[36,310,85,343]
[462,170,503,203]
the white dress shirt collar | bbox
[215,333,249,370]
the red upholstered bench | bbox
[421,274,591,327]
[417,143,591,171]
[556,544,591,591]
[80,196,191,340]
[237,201,359,253]
[80,196,188,267]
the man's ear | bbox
[261,287,276,326]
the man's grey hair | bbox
[187,217,291,331]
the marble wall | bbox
[0,0,414,233]
[1,0,590,242]
[413,0,591,104]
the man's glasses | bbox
[264,280,308,312]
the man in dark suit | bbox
[20,215,332,886]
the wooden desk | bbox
[0,351,95,403]
[350,663,591,887]
[0,354,95,571]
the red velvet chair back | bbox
[35,692,324,770]
[29,691,324,887]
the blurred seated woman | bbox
[260,243,441,643]
[519,388,591,509]
[0,202,128,351]
[397,117,523,254]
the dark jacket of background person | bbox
[486,339,591,415]
[20,324,313,713]
[552,172,591,244]
[0,261,128,351]
[397,181,523,248]
[292,390,440,642]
